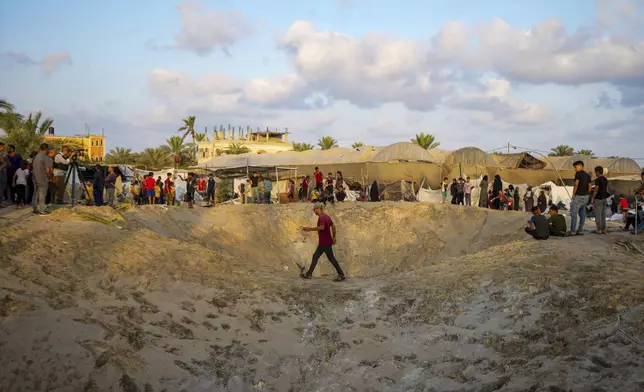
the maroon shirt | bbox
[317,213,334,247]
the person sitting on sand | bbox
[324,180,335,205]
[525,206,550,240]
[335,185,347,202]
[547,205,568,237]
[310,188,321,203]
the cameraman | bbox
[53,145,76,204]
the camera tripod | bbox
[63,159,91,207]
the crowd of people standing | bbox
[0,142,122,214]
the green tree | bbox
[293,142,314,152]
[194,132,208,142]
[411,133,440,149]
[317,136,338,150]
[0,111,53,154]
[576,149,596,158]
[351,141,365,149]
[0,99,24,132]
[136,146,172,170]
[105,147,135,164]
[166,135,189,156]
[548,145,575,157]
[178,116,197,160]
[223,143,251,155]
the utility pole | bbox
[507,142,510,154]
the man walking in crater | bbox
[300,203,346,282]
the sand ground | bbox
[0,202,643,392]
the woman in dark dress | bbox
[537,191,547,213]
[492,175,503,210]
[478,175,489,208]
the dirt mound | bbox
[1,203,643,392]
[124,203,529,277]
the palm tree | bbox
[293,142,314,152]
[166,136,188,156]
[223,143,251,155]
[548,145,575,157]
[0,111,53,154]
[178,116,197,160]
[351,142,365,149]
[105,147,135,164]
[411,133,440,149]
[0,99,22,133]
[136,147,172,170]
[317,136,338,150]
[576,149,596,158]
[0,99,13,112]
[194,132,208,142]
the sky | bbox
[1,0,644,161]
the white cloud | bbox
[278,21,454,111]
[41,52,72,75]
[449,78,551,125]
[173,1,252,55]
[0,51,71,75]
[444,17,644,85]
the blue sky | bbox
[1,0,643,161]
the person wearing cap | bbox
[547,205,568,237]
[570,160,592,235]
[300,203,346,281]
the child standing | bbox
[154,181,162,204]
[13,161,30,207]
[288,179,295,202]
[168,181,175,206]
[85,181,94,204]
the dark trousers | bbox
[549,226,566,237]
[525,227,548,240]
[7,178,16,203]
[457,192,464,205]
[93,186,104,206]
[307,245,345,277]
[15,184,26,205]
[26,180,34,204]
[316,183,323,193]
[46,182,56,205]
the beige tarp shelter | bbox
[196,142,640,191]
[491,152,546,170]
[592,157,640,176]
[197,142,444,189]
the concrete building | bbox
[197,127,292,163]
[43,127,106,162]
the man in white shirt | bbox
[52,145,76,204]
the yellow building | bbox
[197,128,293,164]
[44,129,106,162]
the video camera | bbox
[70,148,86,162]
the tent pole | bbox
[635,194,639,235]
